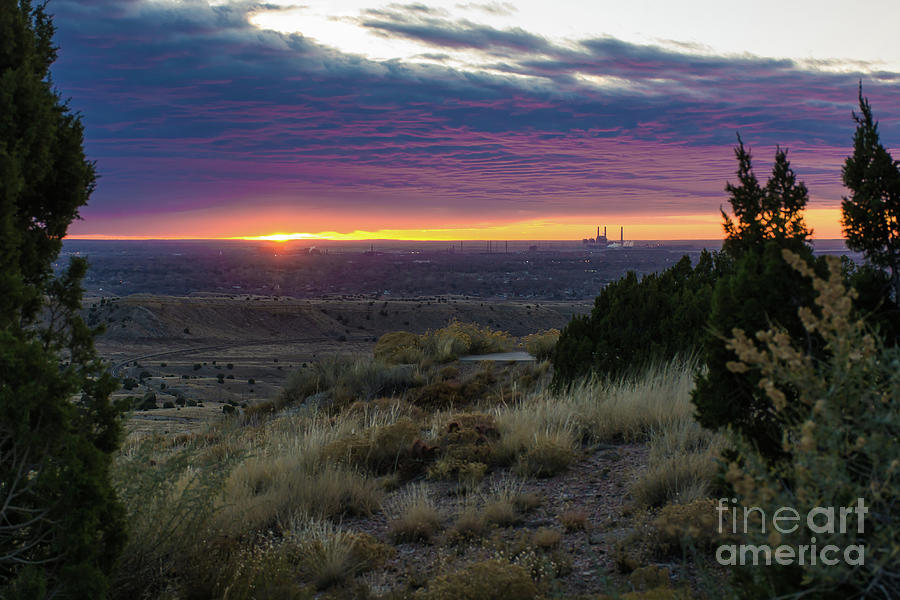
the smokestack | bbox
[597,226,600,239]
[620,226,623,243]
[604,226,607,238]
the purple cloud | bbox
[47,0,900,235]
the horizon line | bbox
[61,236,850,243]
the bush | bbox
[122,377,138,390]
[430,413,500,474]
[552,251,723,384]
[374,331,423,364]
[693,142,824,461]
[200,537,304,600]
[110,440,235,599]
[322,418,423,476]
[646,499,720,557]
[136,392,158,411]
[720,252,900,598]
[483,499,519,527]
[522,329,559,361]
[693,240,821,460]
[420,320,512,364]
[532,528,562,549]
[281,355,419,409]
[417,559,538,600]
[447,505,488,543]
[481,477,527,527]
[558,509,588,532]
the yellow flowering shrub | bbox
[722,250,899,598]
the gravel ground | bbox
[339,442,651,597]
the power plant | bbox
[582,225,630,248]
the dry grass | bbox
[487,361,697,483]
[512,491,543,514]
[418,559,538,600]
[375,320,514,367]
[387,484,443,543]
[222,460,382,532]
[288,519,368,590]
[280,354,421,408]
[630,453,719,508]
[112,345,725,599]
[532,527,563,549]
[631,418,726,507]
[558,508,589,532]
[512,431,577,478]
[322,417,421,475]
[447,495,489,543]
[481,475,526,527]
[493,360,696,447]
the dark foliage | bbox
[692,138,820,461]
[1,2,125,597]
[844,258,900,344]
[552,250,727,384]
[693,240,820,459]
[842,88,900,302]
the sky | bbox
[52,0,900,241]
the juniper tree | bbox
[1,2,125,597]
[841,89,900,302]
[722,136,811,255]
[693,138,819,461]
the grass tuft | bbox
[387,484,443,543]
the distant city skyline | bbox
[53,0,900,240]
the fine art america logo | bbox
[715,498,867,566]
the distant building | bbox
[583,225,628,249]
[583,226,609,248]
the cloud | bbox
[456,2,517,16]
[49,0,900,236]
[360,8,550,54]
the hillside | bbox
[90,295,588,346]
[93,295,588,437]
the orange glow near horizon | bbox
[65,208,845,242]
